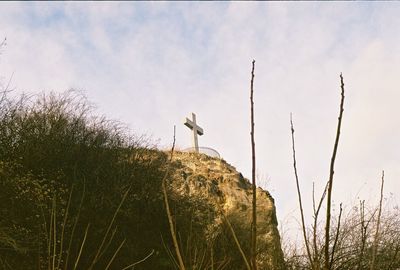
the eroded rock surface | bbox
[169,151,285,269]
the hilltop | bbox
[0,92,284,269]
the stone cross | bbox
[184,112,203,153]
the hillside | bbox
[0,92,284,269]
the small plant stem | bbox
[312,182,328,270]
[73,224,90,270]
[88,187,131,269]
[357,200,366,270]
[121,249,155,270]
[64,180,85,270]
[222,211,252,270]
[104,239,126,270]
[330,202,343,267]
[57,185,74,270]
[98,226,118,260]
[162,126,186,270]
[52,196,57,270]
[47,197,54,270]
[370,170,385,270]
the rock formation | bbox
[169,151,285,269]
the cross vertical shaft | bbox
[184,113,203,153]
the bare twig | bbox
[357,200,367,270]
[249,59,257,270]
[47,202,53,270]
[88,187,131,269]
[370,170,385,270]
[52,196,57,270]
[162,126,186,270]
[312,181,328,270]
[387,243,400,270]
[161,234,179,268]
[64,179,86,270]
[98,226,118,260]
[324,73,345,270]
[56,185,74,270]
[290,114,313,268]
[312,183,317,217]
[0,37,6,50]
[121,249,155,270]
[104,239,126,270]
[221,211,252,270]
[330,203,343,268]
[72,224,90,270]
[0,72,14,105]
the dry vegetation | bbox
[284,74,400,270]
[1,46,399,269]
[0,88,275,269]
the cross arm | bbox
[184,118,194,129]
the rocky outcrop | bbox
[169,151,285,269]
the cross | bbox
[184,112,203,153]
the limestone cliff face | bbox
[170,151,285,270]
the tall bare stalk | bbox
[370,170,385,270]
[162,126,186,270]
[88,187,131,269]
[249,59,258,270]
[324,73,345,270]
[73,224,90,270]
[64,179,85,270]
[222,211,251,270]
[290,114,313,268]
[312,182,328,270]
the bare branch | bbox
[222,211,252,270]
[312,181,328,269]
[250,59,257,270]
[290,113,314,268]
[162,126,186,270]
[88,187,131,269]
[104,239,126,270]
[370,170,385,270]
[324,73,345,270]
[121,249,155,270]
[357,200,367,270]
[330,203,343,268]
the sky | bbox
[1,2,399,242]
